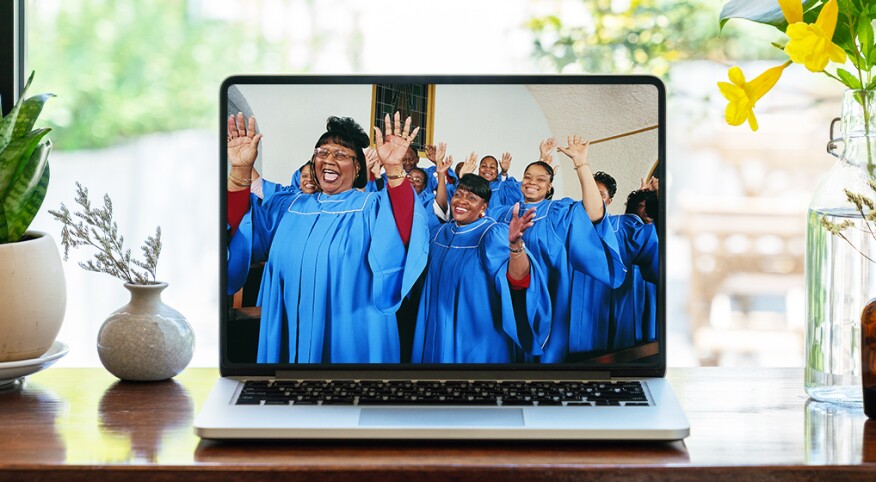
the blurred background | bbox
[21,0,845,368]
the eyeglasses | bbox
[313,147,357,163]
[407,175,426,185]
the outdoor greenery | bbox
[528,0,784,77]
[26,0,317,151]
[25,0,789,151]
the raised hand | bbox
[227,112,263,168]
[557,135,590,169]
[425,142,447,165]
[508,203,537,245]
[543,152,560,175]
[436,154,453,175]
[500,152,512,173]
[374,111,420,169]
[365,147,380,178]
[539,137,557,160]
[459,152,478,176]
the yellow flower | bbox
[717,62,790,131]
[781,0,847,72]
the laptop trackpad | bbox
[359,408,524,427]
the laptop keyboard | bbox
[236,380,650,407]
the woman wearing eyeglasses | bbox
[226,113,429,364]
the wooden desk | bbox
[1,368,874,481]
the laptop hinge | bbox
[272,370,615,381]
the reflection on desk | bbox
[0,368,875,482]
[806,399,867,464]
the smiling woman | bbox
[225,79,660,366]
[226,113,429,363]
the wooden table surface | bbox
[1,367,874,481]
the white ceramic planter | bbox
[0,231,66,362]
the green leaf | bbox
[847,49,863,70]
[0,128,50,205]
[837,68,863,89]
[858,15,874,69]
[719,0,820,30]
[869,46,876,67]
[11,93,56,139]
[0,71,35,152]
[2,141,50,242]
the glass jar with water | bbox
[806,89,876,405]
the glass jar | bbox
[806,89,876,405]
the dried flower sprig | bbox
[48,182,162,284]
[820,184,876,264]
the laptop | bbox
[194,75,690,440]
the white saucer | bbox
[0,341,69,387]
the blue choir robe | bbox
[411,217,552,363]
[364,177,384,192]
[491,176,523,207]
[363,177,434,211]
[289,169,301,192]
[639,266,658,343]
[571,214,658,353]
[423,166,458,194]
[416,189,436,209]
[443,175,522,209]
[227,187,430,364]
[487,199,625,363]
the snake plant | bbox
[0,72,54,243]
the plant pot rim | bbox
[0,231,54,245]
[123,282,168,289]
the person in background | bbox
[412,174,550,363]
[594,171,617,208]
[487,136,625,363]
[456,153,521,206]
[570,175,659,354]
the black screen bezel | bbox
[219,74,667,379]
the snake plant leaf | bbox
[0,126,50,193]
[2,140,51,242]
[11,93,56,139]
[0,71,35,153]
[719,0,820,30]
[0,128,50,213]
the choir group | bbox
[226,112,658,364]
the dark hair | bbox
[625,189,657,216]
[479,155,498,167]
[456,173,492,203]
[593,171,617,199]
[645,192,658,225]
[409,167,427,179]
[524,161,555,200]
[299,160,313,172]
[314,116,369,189]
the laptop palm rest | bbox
[359,408,525,427]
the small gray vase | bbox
[97,282,194,381]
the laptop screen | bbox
[222,76,664,372]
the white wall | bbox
[236,82,658,208]
[236,84,372,184]
[432,84,551,182]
